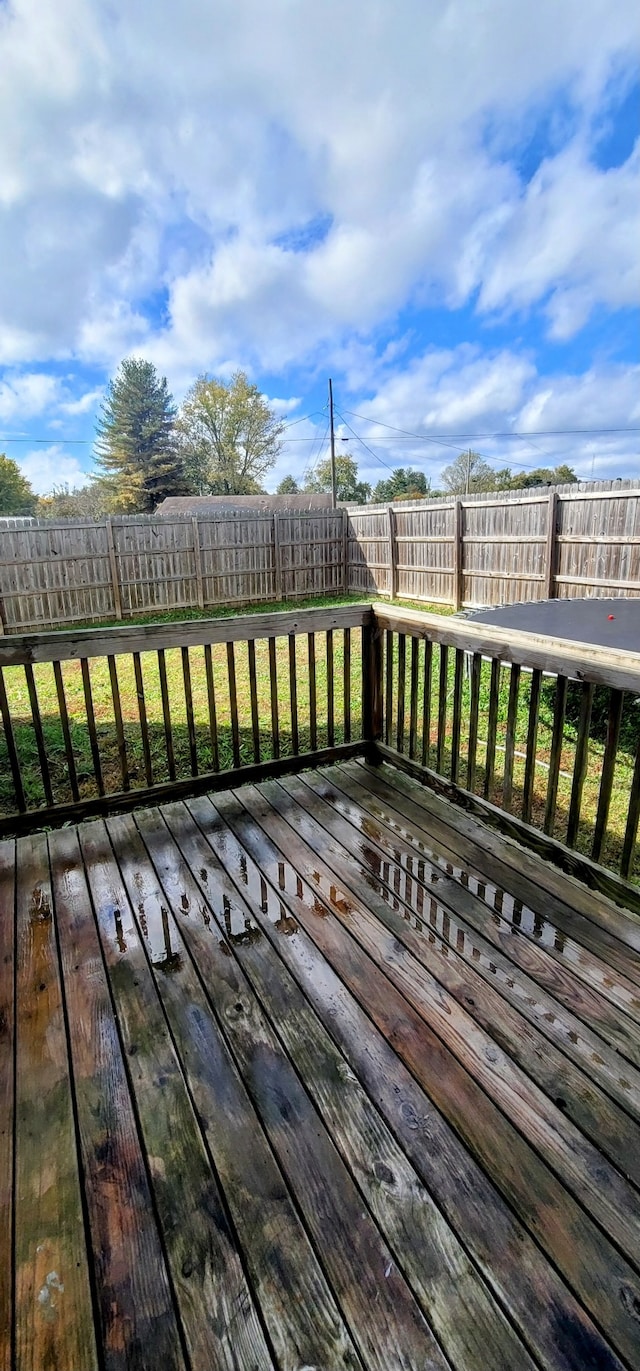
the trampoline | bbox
[463,598,640,654]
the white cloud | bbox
[16,445,90,494]
[0,372,62,421]
[0,0,637,374]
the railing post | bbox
[453,498,463,610]
[363,611,383,760]
[105,518,123,620]
[273,511,283,602]
[544,489,558,600]
[387,505,398,600]
[192,516,204,610]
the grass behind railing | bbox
[0,635,365,813]
[386,637,640,884]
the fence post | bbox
[273,512,283,601]
[544,489,558,600]
[105,518,123,620]
[387,505,398,600]
[362,611,383,759]
[192,517,205,610]
[342,508,349,594]
[453,498,463,610]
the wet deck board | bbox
[3,762,640,1370]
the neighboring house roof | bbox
[156,494,333,514]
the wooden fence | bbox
[348,480,640,609]
[1,480,640,631]
[0,509,348,632]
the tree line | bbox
[0,357,578,518]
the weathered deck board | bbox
[4,762,640,1370]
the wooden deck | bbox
[2,759,640,1371]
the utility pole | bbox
[329,377,337,510]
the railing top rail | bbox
[0,603,372,667]
[373,603,640,695]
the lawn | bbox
[1,592,638,884]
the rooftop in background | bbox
[155,493,333,514]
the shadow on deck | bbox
[2,759,640,1371]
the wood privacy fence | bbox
[0,508,348,631]
[1,479,640,631]
[348,480,640,609]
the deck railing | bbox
[0,605,373,835]
[2,600,640,904]
[371,605,640,907]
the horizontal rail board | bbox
[0,604,372,665]
[0,742,367,837]
[373,605,640,693]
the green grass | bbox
[0,595,450,816]
[3,592,636,886]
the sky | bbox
[0,0,639,497]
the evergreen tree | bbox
[276,475,300,494]
[95,358,187,511]
[372,467,430,502]
[0,453,38,516]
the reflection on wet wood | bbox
[4,761,639,1370]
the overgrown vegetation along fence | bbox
[1,603,640,905]
[1,479,640,631]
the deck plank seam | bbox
[318,763,640,1128]
[272,772,640,1255]
[74,823,195,1371]
[132,804,436,1371]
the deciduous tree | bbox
[178,372,285,495]
[372,468,430,502]
[304,452,370,504]
[0,453,38,516]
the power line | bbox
[341,410,640,440]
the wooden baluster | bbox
[450,648,464,784]
[591,688,624,862]
[226,641,241,767]
[181,647,198,777]
[621,728,640,879]
[308,632,317,751]
[0,666,26,811]
[384,630,394,745]
[408,636,419,760]
[203,644,220,772]
[502,663,521,812]
[268,637,279,760]
[566,682,594,847]
[326,629,335,748]
[483,658,501,801]
[543,674,568,835]
[248,639,260,764]
[288,634,299,754]
[522,668,541,824]
[421,640,432,767]
[24,664,53,806]
[436,644,448,774]
[52,661,79,802]
[107,655,129,792]
[466,652,481,793]
[80,658,104,796]
[157,648,176,781]
[132,653,153,787]
[395,633,406,752]
[343,627,351,744]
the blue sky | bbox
[0,0,638,496]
